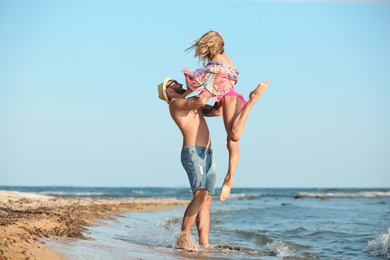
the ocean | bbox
[2,186,389,259]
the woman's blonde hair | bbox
[185,30,225,66]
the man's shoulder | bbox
[170,98,201,114]
[169,98,187,108]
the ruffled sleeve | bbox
[182,67,207,92]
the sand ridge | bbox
[0,190,189,260]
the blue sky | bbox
[1,0,389,188]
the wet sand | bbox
[0,190,189,260]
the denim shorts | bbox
[181,145,216,195]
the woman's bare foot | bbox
[248,80,269,103]
[176,232,198,252]
[219,178,235,201]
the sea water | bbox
[1,186,389,259]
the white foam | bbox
[266,240,295,257]
[297,191,390,198]
[228,193,262,199]
[131,190,144,194]
[156,216,182,231]
[228,193,248,199]
[363,229,389,257]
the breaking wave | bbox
[363,229,390,257]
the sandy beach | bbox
[0,190,189,260]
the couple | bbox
[157,77,268,251]
[157,30,269,251]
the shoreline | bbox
[0,190,189,260]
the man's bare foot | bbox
[249,80,269,103]
[219,178,234,201]
[199,244,214,251]
[176,232,198,252]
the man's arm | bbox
[202,102,223,117]
[179,89,193,98]
[183,95,208,110]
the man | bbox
[157,77,216,252]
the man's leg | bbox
[177,189,209,251]
[196,195,212,247]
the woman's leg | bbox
[228,81,270,142]
[219,96,241,201]
[219,81,270,201]
[219,138,239,201]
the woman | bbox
[183,30,269,201]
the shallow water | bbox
[3,186,390,259]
